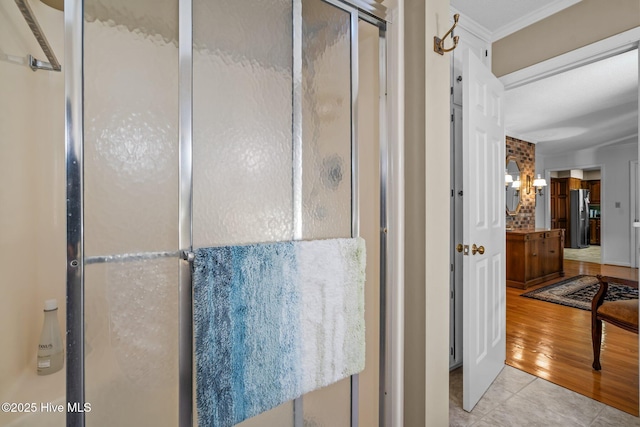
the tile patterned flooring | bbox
[450,366,640,426]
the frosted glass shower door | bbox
[192,0,294,248]
[192,0,358,425]
[82,1,180,425]
[300,0,355,425]
[192,1,295,425]
[67,0,384,425]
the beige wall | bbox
[404,0,426,422]
[423,0,452,422]
[0,2,66,424]
[492,0,640,76]
[404,0,451,425]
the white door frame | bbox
[631,160,639,268]
[499,27,640,90]
[382,3,405,426]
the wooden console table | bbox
[506,229,565,289]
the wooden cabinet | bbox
[542,230,564,276]
[506,229,565,289]
[550,178,569,245]
[590,218,601,245]
[568,177,582,190]
[550,180,559,230]
[588,180,601,204]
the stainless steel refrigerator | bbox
[570,189,590,248]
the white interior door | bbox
[462,49,506,412]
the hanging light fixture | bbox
[533,174,547,196]
[511,176,521,194]
[505,171,513,188]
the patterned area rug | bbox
[521,275,639,311]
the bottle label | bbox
[38,359,51,368]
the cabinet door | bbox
[557,178,569,196]
[591,181,601,204]
[552,179,571,247]
[506,236,526,284]
[550,181,558,229]
[525,235,542,280]
[550,211,557,230]
[569,178,582,190]
[557,194,568,244]
[544,232,562,275]
[538,236,548,276]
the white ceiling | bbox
[451,0,639,157]
[505,49,638,156]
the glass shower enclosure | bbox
[64,0,387,426]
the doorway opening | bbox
[501,44,639,415]
[450,29,639,416]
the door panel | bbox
[300,0,352,241]
[462,49,506,412]
[71,1,387,426]
[301,0,354,425]
[83,1,180,423]
[192,1,295,425]
[192,0,294,249]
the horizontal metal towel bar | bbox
[85,250,194,265]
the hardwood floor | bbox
[506,260,639,416]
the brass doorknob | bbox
[456,243,464,253]
[472,244,485,255]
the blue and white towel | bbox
[193,237,366,427]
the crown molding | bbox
[593,133,639,150]
[450,6,491,43]
[491,0,582,41]
[452,0,583,43]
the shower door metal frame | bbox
[64,1,389,426]
[64,0,84,425]
[64,0,194,425]
[292,2,389,425]
[291,0,363,424]
[364,16,390,427]
[177,0,194,426]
